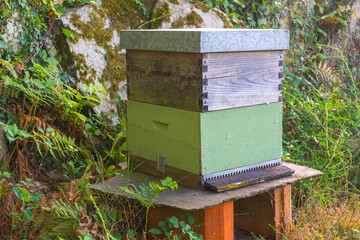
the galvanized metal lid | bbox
[120,29,290,53]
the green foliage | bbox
[149,213,202,240]
[0,1,127,239]
[284,43,360,196]
[10,179,43,239]
[121,177,178,209]
[203,0,285,28]
[120,177,178,239]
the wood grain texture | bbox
[205,165,294,192]
[130,155,203,189]
[274,184,292,240]
[126,50,203,111]
[204,202,234,240]
[202,51,283,79]
[127,50,283,112]
[203,51,283,111]
[274,187,282,240]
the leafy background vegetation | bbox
[1,0,360,239]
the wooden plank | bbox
[127,50,283,112]
[205,165,294,192]
[282,184,292,237]
[274,187,282,240]
[206,76,282,111]
[130,155,203,189]
[202,51,283,79]
[126,50,203,112]
[203,51,283,110]
[204,202,234,240]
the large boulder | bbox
[151,0,232,29]
[2,13,21,54]
[53,0,232,118]
[52,0,146,116]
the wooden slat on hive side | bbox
[126,50,203,112]
[202,51,282,79]
[201,51,284,111]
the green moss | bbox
[168,0,180,5]
[70,11,112,48]
[185,10,203,27]
[100,49,127,99]
[102,0,145,30]
[65,0,146,96]
[214,10,233,28]
[59,0,167,112]
[73,53,96,84]
[191,0,211,13]
[151,2,171,29]
[171,16,185,28]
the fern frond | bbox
[31,130,89,158]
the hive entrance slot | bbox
[152,121,169,131]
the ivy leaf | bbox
[13,187,23,201]
[0,40,6,49]
[54,4,66,14]
[62,28,75,42]
[169,216,179,228]
[159,220,169,233]
[149,228,161,234]
[179,221,185,228]
[45,57,58,66]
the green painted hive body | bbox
[128,100,282,175]
[121,29,290,188]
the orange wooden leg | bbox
[204,201,234,240]
[235,184,292,239]
[274,184,292,240]
[147,202,234,240]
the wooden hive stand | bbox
[92,162,322,240]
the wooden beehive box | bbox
[121,29,290,189]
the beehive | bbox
[121,29,290,189]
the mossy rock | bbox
[151,0,232,29]
[52,0,148,116]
